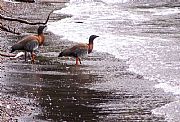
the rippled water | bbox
[1,59,171,121]
[47,0,180,121]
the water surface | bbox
[48,0,180,121]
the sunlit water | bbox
[47,0,180,121]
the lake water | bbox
[48,0,180,121]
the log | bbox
[15,0,35,3]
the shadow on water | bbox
[0,57,171,121]
[0,62,112,121]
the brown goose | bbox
[10,25,46,63]
[58,35,99,65]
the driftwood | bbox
[0,52,16,57]
[0,52,25,60]
[0,10,53,25]
[15,0,35,3]
[0,10,54,34]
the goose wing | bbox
[70,43,88,57]
[24,40,39,52]
[60,43,88,57]
[11,35,39,52]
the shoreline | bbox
[0,1,68,121]
[0,0,174,121]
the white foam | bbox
[152,100,180,122]
[68,0,129,4]
[153,8,180,16]
[101,0,129,4]
[3,0,20,3]
[48,0,149,60]
[155,82,180,95]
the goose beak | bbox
[39,25,47,30]
[42,25,47,30]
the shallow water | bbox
[0,57,172,121]
[47,0,180,121]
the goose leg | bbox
[78,58,81,64]
[31,52,36,64]
[24,51,27,62]
[76,57,79,65]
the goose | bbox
[10,25,46,63]
[58,35,99,65]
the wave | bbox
[47,0,180,97]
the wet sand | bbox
[0,1,174,121]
